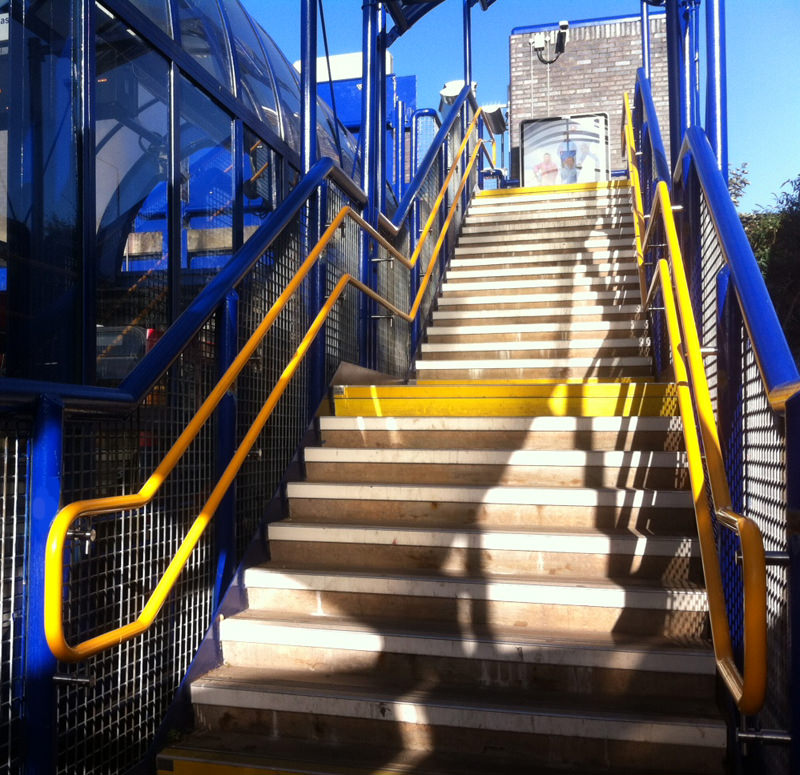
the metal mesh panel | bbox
[374,231,411,377]
[234,208,311,558]
[0,420,28,774]
[413,114,440,172]
[56,321,218,775]
[697,189,790,771]
[699,194,724,410]
[321,189,360,381]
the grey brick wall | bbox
[508,14,670,180]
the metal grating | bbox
[0,420,28,774]
[56,322,218,775]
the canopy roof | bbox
[385,0,499,45]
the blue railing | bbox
[633,70,797,766]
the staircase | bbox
[158,183,726,774]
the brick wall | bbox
[508,14,670,180]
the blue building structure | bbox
[0,1,797,773]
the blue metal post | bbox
[665,0,685,173]
[463,0,473,87]
[705,0,728,179]
[25,395,63,774]
[213,292,238,610]
[686,1,700,128]
[300,0,318,174]
[640,2,651,78]
[359,0,379,368]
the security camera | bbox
[555,21,568,54]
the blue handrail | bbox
[675,128,800,410]
[634,68,671,186]
[0,158,366,408]
[393,85,475,229]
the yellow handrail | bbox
[44,123,490,662]
[623,95,767,715]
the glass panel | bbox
[4,1,81,381]
[243,127,278,240]
[179,75,233,306]
[94,5,170,384]
[225,0,281,136]
[176,0,231,90]
[126,0,171,36]
[256,28,301,151]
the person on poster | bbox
[533,152,559,185]
[558,138,578,184]
[577,142,601,182]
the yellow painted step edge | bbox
[335,382,676,399]
[475,180,631,198]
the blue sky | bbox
[246,0,799,213]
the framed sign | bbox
[520,113,610,187]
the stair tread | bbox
[245,563,707,596]
[161,733,715,775]
[222,607,712,658]
[191,665,722,727]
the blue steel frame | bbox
[633,59,798,769]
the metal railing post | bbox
[214,292,238,609]
[786,392,800,772]
[705,0,728,179]
[25,395,62,774]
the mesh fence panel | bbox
[697,194,790,773]
[57,320,218,774]
[0,420,28,773]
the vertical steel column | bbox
[685,1,700,129]
[376,11,387,216]
[359,0,379,368]
[665,0,685,174]
[213,292,238,610]
[168,63,182,325]
[641,2,651,79]
[300,0,318,174]
[79,0,96,384]
[463,0,473,87]
[705,0,728,179]
[24,395,63,774]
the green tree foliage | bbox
[740,175,800,364]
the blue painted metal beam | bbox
[24,396,63,774]
[677,127,800,401]
[705,0,728,178]
[300,0,318,173]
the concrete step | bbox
[420,338,648,360]
[431,303,642,324]
[267,521,699,581]
[460,215,634,237]
[464,207,634,228]
[160,734,720,775]
[413,356,653,381]
[191,667,724,772]
[331,381,677,417]
[440,275,638,297]
[457,229,635,248]
[304,447,685,489]
[241,565,707,638]
[218,610,714,698]
[286,480,695,533]
[331,381,678,418]
[318,415,682,452]
[454,239,634,258]
[446,260,638,279]
[435,289,641,312]
[425,319,646,343]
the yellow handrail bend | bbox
[44,119,492,662]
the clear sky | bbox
[245,0,799,213]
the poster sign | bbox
[520,113,610,187]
